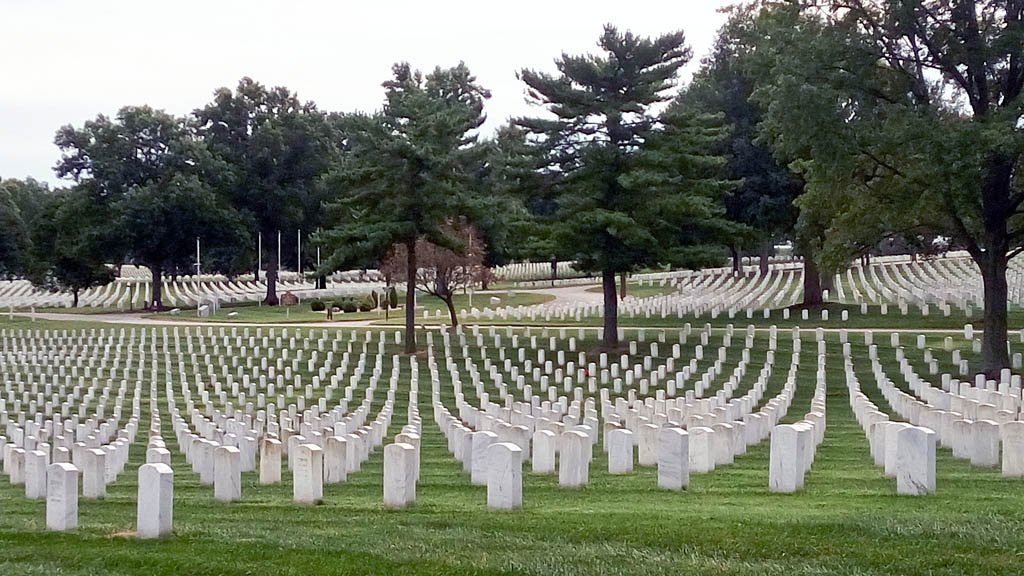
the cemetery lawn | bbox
[140,292,555,325]
[1,319,1024,575]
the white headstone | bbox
[657,427,689,491]
[896,426,936,496]
[46,463,78,532]
[486,442,522,510]
[293,443,323,505]
[607,428,634,475]
[137,463,173,539]
[383,442,416,508]
[214,446,241,502]
[259,438,282,485]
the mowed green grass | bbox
[136,291,555,325]
[2,319,1024,575]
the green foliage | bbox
[54,106,248,306]
[309,300,326,312]
[745,0,1024,369]
[516,25,734,276]
[320,63,490,269]
[319,62,490,350]
[0,184,29,277]
[194,78,338,278]
[679,9,801,249]
[387,287,398,309]
[27,189,115,305]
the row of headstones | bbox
[845,352,941,495]
[431,353,800,497]
[35,462,173,537]
[768,354,828,492]
[859,345,1024,475]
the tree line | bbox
[0,4,1020,372]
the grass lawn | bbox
[137,291,555,325]
[2,319,1024,575]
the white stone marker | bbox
[884,422,913,477]
[657,427,689,491]
[46,463,79,532]
[82,448,106,499]
[607,428,634,474]
[970,420,1000,467]
[688,427,715,474]
[259,438,282,485]
[293,444,323,505]
[25,450,48,500]
[383,442,417,508]
[558,431,590,488]
[486,442,522,510]
[324,436,348,485]
[638,424,659,467]
[471,431,498,485]
[896,426,936,496]
[147,447,172,465]
[769,424,804,493]
[1001,421,1024,477]
[214,446,242,503]
[531,430,557,475]
[137,463,173,539]
[7,448,25,485]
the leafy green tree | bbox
[680,10,801,276]
[194,78,336,305]
[320,62,490,353]
[0,184,28,277]
[517,25,735,349]
[54,106,246,309]
[749,0,1024,372]
[27,189,115,307]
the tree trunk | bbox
[730,245,741,275]
[72,289,79,308]
[404,240,417,354]
[602,269,619,349]
[443,296,458,328]
[979,254,1010,374]
[151,264,164,310]
[802,256,823,306]
[317,275,327,290]
[619,272,627,300]
[759,240,772,274]
[264,247,279,306]
[820,271,834,295]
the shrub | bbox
[388,287,399,309]
[340,301,358,313]
[310,300,326,312]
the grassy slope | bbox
[1,321,1024,575]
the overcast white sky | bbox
[0,0,734,186]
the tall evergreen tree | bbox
[517,25,734,349]
[320,63,490,353]
[681,10,802,277]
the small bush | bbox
[340,301,358,313]
[310,300,326,312]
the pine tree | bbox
[517,25,734,349]
[320,63,489,353]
